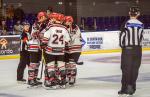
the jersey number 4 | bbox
[52,34,64,45]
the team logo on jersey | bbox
[0,38,8,49]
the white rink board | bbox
[81,31,120,51]
[142,29,150,47]
[81,29,150,51]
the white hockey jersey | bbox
[43,24,71,55]
[68,24,82,53]
[27,24,40,52]
[28,21,48,52]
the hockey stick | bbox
[37,59,44,80]
[40,59,44,79]
[37,49,46,80]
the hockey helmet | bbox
[49,12,58,19]
[65,16,74,23]
[56,13,65,21]
[37,11,47,20]
[129,6,140,16]
[22,21,30,26]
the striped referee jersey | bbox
[119,18,144,47]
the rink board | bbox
[0,30,150,60]
[81,29,150,51]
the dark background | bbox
[3,0,150,23]
[2,0,150,24]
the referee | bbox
[118,6,144,95]
[17,22,31,83]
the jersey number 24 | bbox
[52,34,64,45]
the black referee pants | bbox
[121,46,142,91]
[17,51,30,80]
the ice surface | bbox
[0,52,150,97]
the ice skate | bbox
[44,80,58,90]
[68,77,76,86]
[118,90,128,97]
[27,80,42,88]
[59,79,67,89]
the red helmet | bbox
[49,12,58,19]
[56,13,65,21]
[37,11,47,20]
[65,16,73,23]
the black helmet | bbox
[129,6,140,16]
[22,21,30,26]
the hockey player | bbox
[64,16,82,85]
[42,13,71,89]
[48,12,58,25]
[41,12,58,85]
[27,11,48,86]
[17,22,31,83]
[40,12,58,33]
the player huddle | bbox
[17,12,82,89]
[15,6,144,96]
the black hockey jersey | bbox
[20,31,30,51]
